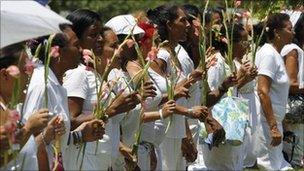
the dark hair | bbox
[211,23,245,56]
[101,26,113,38]
[147,5,180,41]
[0,43,24,69]
[211,6,225,23]
[294,13,304,46]
[253,21,266,46]
[66,9,101,39]
[255,13,290,46]
[182,4,201,22]
[29,33,69,64]
[229,23,246,43]
[266,13,290,41]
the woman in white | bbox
[255,13,294,170]
[23,26,105,170]
[201,22,256,170]
[64,10,140,170]
[280,12,304,168]
[104,14,178,170]
[147,5,213,170]
[0,43,52,170]
[230,23,258,168]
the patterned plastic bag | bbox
[210,96,249,146]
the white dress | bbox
[200,52,244,170]
[22,63,71,170]
[63,64,124,170]
[233,59,258,168]
[107,68,142,170]
[134,67,163,171]
[255,43,292,170]
[148,67,173,170]
[158,44,192,170]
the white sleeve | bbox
[23,85,45,120]
[256,53,277,80]
[207,64,222,91]
[63,69,88,99]
[157,48,171,73]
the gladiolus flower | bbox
[24,58,36,75]
[4,121,17,133]
[83,55,94,64]
[192,20,201,36]
[146,47,159,61]
[6,65,20,78]
[83,49,93,56]
[243,11,251,19]
[235,0,241,7]
[50,46,60,58]
[8,110,20,122]
[220,37,228,44]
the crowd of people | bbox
[0,1,303,171]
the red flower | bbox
[138,22,155,48]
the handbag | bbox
[286,94,304,124]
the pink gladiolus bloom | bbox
[8,110,20,121]
[82,49,93,56]
[83,55,94,65]
[192,20,201,36]
[4,121,17,133]
[6,65,20,78]
[220,37,228,44]
[235,0,241,7]
[50,46,60,58]
[126,39,135,48]
[146,47,158,61]
[243,11,251,18]
[24,58,36,75]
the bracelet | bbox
[72,131,83,146]
[159,109,164,120]
[187,108,194,118]
[41,131,49,146]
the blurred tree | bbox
[49,0,302,23]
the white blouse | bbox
[23,63,71,169]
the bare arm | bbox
[257,75,281,146]
[284,50,304,95]
[68,97,94,131]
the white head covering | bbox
[105,14,145,37]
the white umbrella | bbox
[0,0,71,48]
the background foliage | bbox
[49,0,303,23]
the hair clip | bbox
[265,27,269,32]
